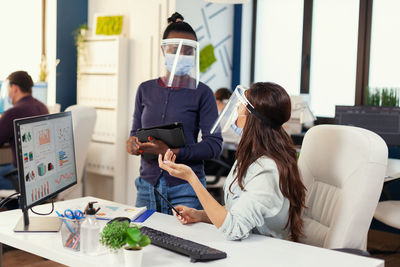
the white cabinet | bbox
[77,36,128,203]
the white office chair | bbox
[298,125,388,250]
[374,158,400,230]
[57,105,96,200]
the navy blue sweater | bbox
[130,79,222,186]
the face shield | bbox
[161,38,200,89]
[0,80,12,112]
[210,86,250,139]
[211,85,281,139]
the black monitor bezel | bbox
[13,111,77,211]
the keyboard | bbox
[140,226,227,262]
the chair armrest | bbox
[332,248,371,257]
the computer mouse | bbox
[107,216,131,225]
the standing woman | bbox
[127,13,222,214]
[159,82,306,241]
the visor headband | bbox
[246,104,281,129]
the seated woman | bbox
[158,82,306,241]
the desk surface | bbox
[0,197,384,267]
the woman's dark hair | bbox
[7,71,34,94]
[231,82,306,242]
[163,12,197,40]
[214,88,232,101]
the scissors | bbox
[63,209,85,220]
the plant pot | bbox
[107,248,124,265]
[123,247,143,267]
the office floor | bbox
[1,229,400,266]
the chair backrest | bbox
[57,105,96,200]
[298,125,387,249]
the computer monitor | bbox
[335,105,400,146]
[13,112,77,232]
[32,82,48,105]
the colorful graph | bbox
[39,128,50,145]
[22,132,32,143]
[37,163,46,176]
[31,182,50,202]
[54,172,74,184]
[58,151,69,166]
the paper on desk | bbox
[95,202,147,221]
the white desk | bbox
[0,197,384,267]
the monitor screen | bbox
[14,112,77,210]
[335,105,400,146]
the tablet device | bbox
[136,122,186,160]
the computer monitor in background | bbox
[335,105,400,146]
[13,112,77,232]
[32,82,48,105]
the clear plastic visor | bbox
[0,80,12,112]
[210,85,251,136]
[161,38,200,89]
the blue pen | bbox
[56,210,76,234]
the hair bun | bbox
[168,12,184,24]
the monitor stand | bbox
[14,210,61,232]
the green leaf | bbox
[126,236,138,248]
[127,227,141,242]
[99,221,129,251]
[139,235,151,247]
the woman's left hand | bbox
[139,136,169,155]
[158,149,196,182]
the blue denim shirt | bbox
[130,79,222,186]
[219,157,290,240]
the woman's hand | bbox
[126,136,142,155]
[173,205,206,224]
[158,149,197,182]
[139,136,169,155]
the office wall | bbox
[176,0,234,91]
[56,0,88,111]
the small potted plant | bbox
[123,224,151,266]
[100,221,150,266]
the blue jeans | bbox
[0,163,16,190]
[135,176,206,215]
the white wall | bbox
[88,0,176,205]
[0,0,42,81]
[176,0,234,91]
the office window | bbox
[309,0,359,117]
[254,0,304,95]
[0,0,42,81]
[369,0,400,88]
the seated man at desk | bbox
[0,71,48,190]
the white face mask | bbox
[165,54,195,76]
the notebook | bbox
[95,202,147,221]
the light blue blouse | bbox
[219,156,290,240]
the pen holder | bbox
[60,218,83,251]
